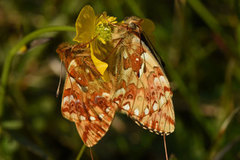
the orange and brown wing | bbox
[112,26,175,135]
[57,44,116,147]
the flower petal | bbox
[90,45,108,76]
[73,5,96,43]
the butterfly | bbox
[57,6,175,147]
[57,43,117,147]
[111,17,175,135]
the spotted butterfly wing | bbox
[57,43,116,147]
[112,17,175,135]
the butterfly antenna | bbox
[163,134,169,160]
[56,59,63,97]
[89,147,94,160]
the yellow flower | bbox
[73,5,117,80]
[95,12,117,44]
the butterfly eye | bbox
[128,22,137,30]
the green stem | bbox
[187,0,221,33]
[235,0,240,20]
[76,145,86,160]
[0,26,75,118]
[207,107,240,160]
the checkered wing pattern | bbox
[112,17,175,135]
[57,43,116,147]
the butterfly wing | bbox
[112,25,175,135]
[57,44,116,147]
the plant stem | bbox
[76,145,86,160]
[0,26,75,118]
[187,0,221,33]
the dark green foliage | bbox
[0,0,240,159]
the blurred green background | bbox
[0,0,240,159]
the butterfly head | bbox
[56,43,89,68]
[124,16,143,33]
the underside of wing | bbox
[60,50,116,147]
[112,34,175,135]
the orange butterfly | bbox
[112,17,175,135]
[57,6,175,147]
[57,43,116,147]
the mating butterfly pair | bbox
[56,6,175,147]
